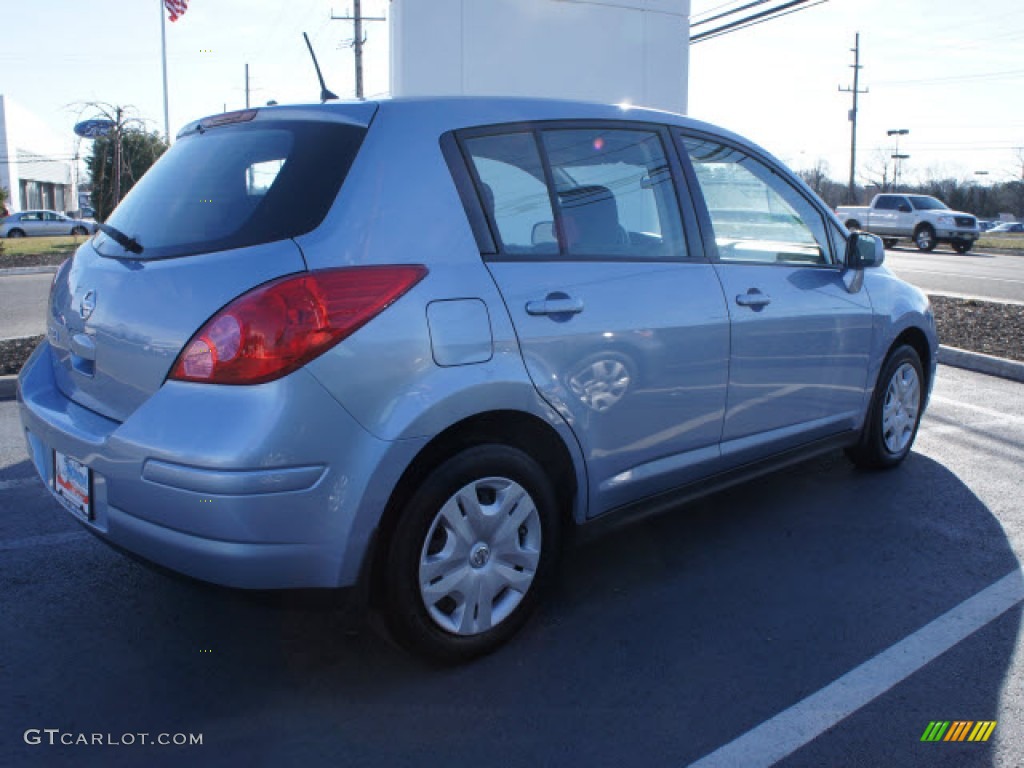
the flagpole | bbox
[160,0,170,142]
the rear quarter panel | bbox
[294,101,591,519]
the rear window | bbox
[96,119,366,259]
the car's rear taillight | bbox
[169,265,427,385]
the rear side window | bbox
[460,124,686,261]
[97,120,366,260]
[542,128,685,259]
[463,133,557,256]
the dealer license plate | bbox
[54,451,92,522]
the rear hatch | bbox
[47,104,375,423]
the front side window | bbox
[683,137,831,266]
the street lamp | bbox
[891,154,910,192]
[888,129,909,191]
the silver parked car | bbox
[987,221,1023,234]
[18,98,937,661]
[1,209,96,237]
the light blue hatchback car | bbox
[18,97,937,661]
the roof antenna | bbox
[303,32,338,103]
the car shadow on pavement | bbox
[2,450,1017,767]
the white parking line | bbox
[687,569,1024,768]
[930,395,1024,424]
[892,267,1024,286]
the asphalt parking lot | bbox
[2,365,1023,767]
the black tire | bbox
[914,224,936,252]
[7,229,25,238]
[845,345,925,469]
[71,226,88,236]
[883,238,899,249]
[952,240,972,254]
[846,220,861,231]
[383,444,561,663]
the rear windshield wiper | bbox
[95,222,144,255]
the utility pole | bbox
[245,63,250,109]
[839,33,868,204]
[331,2,386,99]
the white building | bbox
[0,95,78,214]
[390,0,691,114]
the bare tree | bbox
[860,149,892,200]
[70,102,150,211]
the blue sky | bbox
[3,0,1022,185]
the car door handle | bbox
[526,297,584,316]
[735,291,771,308]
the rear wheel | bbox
[384,444,561,663]
[7,229,25,238]
[71,226,88,236]
[952,240,972,254]
[846,345,924,469]
[914,224,936,252]
[883,238,898,249]
[845,220,861,231]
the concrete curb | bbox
[0,265,59,277]
[937,345,1024,383]
[2,345,1022,403]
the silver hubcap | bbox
[917,230,932,248]
[882,362,920,454]
[419,477,542,636]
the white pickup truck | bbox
[835,194,980,253]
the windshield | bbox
[908,195,949,211]
[96,119,366,259]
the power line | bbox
[874,67,1024,87]
[690,0,773,29]
[690,0,829,43]
[690,0,750,20]
[692,0,829,43]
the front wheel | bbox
[71,226,88,236]
[384,444,561,663]
[846,345,924,469]
[914,225,937,252]
[952,240,972,254]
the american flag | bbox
[165,0,188,22]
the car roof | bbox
[213,96,781,168]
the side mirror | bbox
[846,232,885,269]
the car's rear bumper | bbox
[17,341,424,589]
